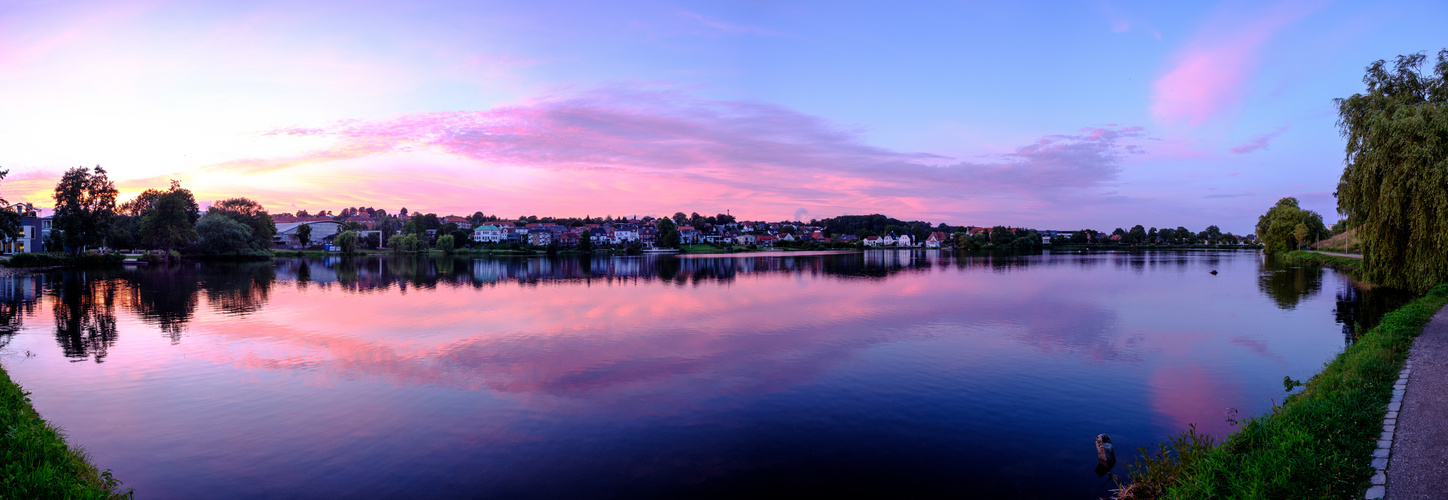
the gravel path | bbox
[1386,306,1448,499]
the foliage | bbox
[0,169,23,239]
[365,232,382,249]
[1335,50,1448,292]
[295,223,312,247]
[1256,197,1326,254]
[656,217,680,248]
[435,234,455,254]
[117,181,199,223]
[334,230,358,254]
[205,198,275,252]
[139,189,198,258]
[194,214,255,256]
[1115,425,1216,500]
[5,252,66,267]
[52,165,118,253]
[818,214,940,240]
[0,365,131,499]
[387,234,420,253]
[1123,284,1448,499]
[578,229,595,254]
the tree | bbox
[0,169,21,239]
[1200,225,1223,245]
[207,198,275,252]
[1256,197,1325,254]
[52,165,118,253]
[656,217,679,248]
[1128,225,1147,245]
[387,234,406,252]
[436,234,455,253]
[1335,49,1448,291]
[990,226,1014,245]
[578,230,595,254]
[140,189,199,259]
[296,223,312,247]
[194,214,253,255]
[335,230,358,254]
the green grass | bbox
[679,244,730,254]
[4,253,126,268]
[0,365,130,499]
[1119,283,1448,499]
[1283,250,1363,273]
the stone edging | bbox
[1366,360,1410,499]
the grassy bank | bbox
[3,253,125,268]
[1283,250,1363,273]
[1119,283,1448,499]
[0,365,129,499]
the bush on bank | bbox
[0,365,130,499]
[1119,284,1448,499]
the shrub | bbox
[335,231,358,254]
[5,253,65,267]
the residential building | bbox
[472,225,503,243]
[925,232,948,248]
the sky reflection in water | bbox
[0,251,1392,499]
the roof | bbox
[474,225,500,231]
[275,220,345,233]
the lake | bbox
[0,250,1404,498]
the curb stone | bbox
[1367,361,1411,500]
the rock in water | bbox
[1096,434,1117,473]
[1210,270,1218,275]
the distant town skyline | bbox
[2,0,1444,233]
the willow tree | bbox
[1335,50,1448,291]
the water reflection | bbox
[49,271,120,362]
[120,265,199,343]
[0,275,40,349]
[0,250,1409,498]
[1334,284,1415,344]
[1258,256,1325,310]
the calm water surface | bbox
[0,250,1405,498]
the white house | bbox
[896,233,913,247]
[472,225,503,243]
[612,229,639,244]
[925,232,948,248]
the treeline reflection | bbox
[0,250,1407,360]
[1254,254,1414,344]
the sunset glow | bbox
[2,0,1443,230]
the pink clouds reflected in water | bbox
[0,251,1383,498]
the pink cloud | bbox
[1150,1,1324,126]
[254,88,1148,220]
[1229,125,1289,154]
